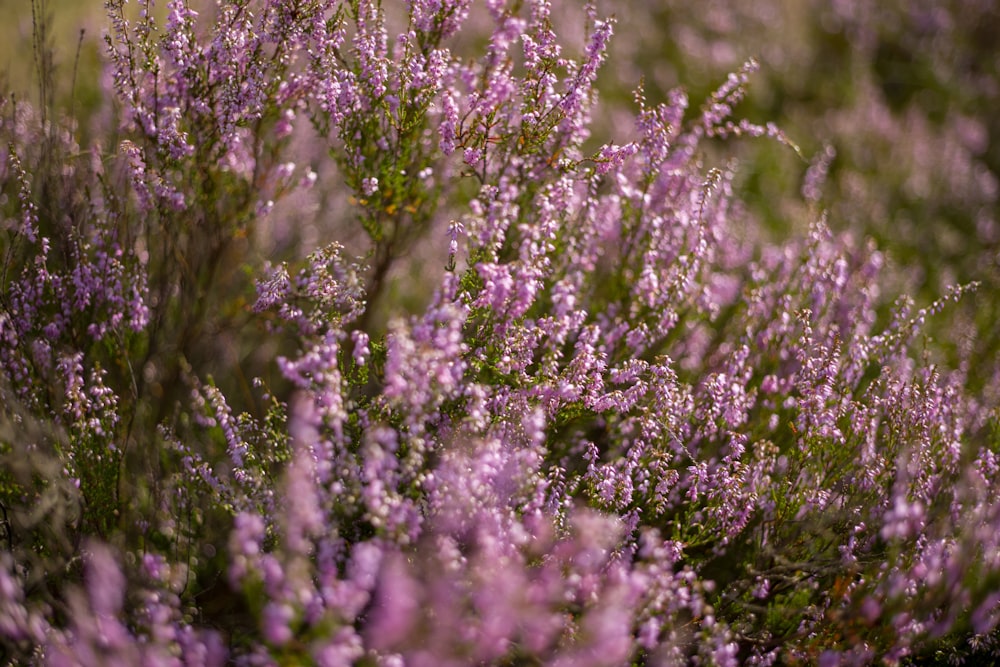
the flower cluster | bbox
[1,1,999,666]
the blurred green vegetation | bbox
[0,0,102,106]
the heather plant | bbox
[2,1,1000,666]
[578,0,1000,394]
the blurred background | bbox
[4,0,998,384]
[1,0,106,120]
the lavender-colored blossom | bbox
[3,0,1000,664]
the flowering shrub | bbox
[582,0,1000,394]
[1,1,999,665]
